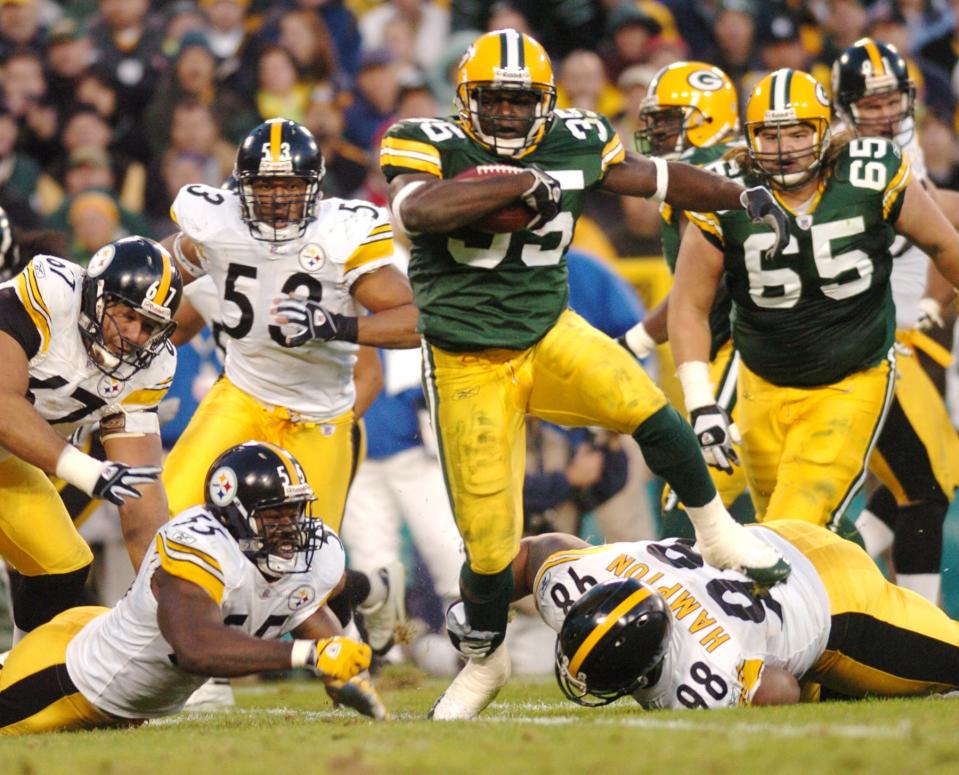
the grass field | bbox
[3,666,958,775]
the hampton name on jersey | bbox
[687,138,910,387]
[170,184,394,419]
[66,508,345,719]
[535,529,829,709]
[0,255,175,449]
[380,109,625,352]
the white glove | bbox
[916,297,944,332]
[689,405,741,475]
[617,321,656,360]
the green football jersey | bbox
[381,109,625,351]
[660,142,739,359]
[687,137,910,387]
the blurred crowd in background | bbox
[6,0,959,264]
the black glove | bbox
[92,462,161,506]
[272,297,358,347]
[741,186,789,258]
[689,404,741,475]
[521,167,562,229]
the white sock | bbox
[855,509,894,557]
[360,569,388,612]
[895,573,941,604]
[685,494,734,543]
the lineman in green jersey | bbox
[669,68,959,537]
[380,29,793,720]
[621,61,751,539]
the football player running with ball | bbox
[669,69,959,536]
[380,28,794,720]
[0,442,384,735]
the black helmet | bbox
[234,118,324,243]
[832,38,915,141]
[555,578,671,706]
[79,236,182,381]
[0,205,22,283]
[205,441,322,576]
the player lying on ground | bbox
[509,520,959,709]
[0,441,386,735]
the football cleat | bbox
[428,643,511,720]
[358,561,407,656]
[697,524,791,586]
[326,673,389,720]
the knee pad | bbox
[865,486,897,530]
[11,565,91,633]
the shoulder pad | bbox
[317,198,393,270]
[156,511,235,603]
[16,255,82,319]
[170,184,238,244]
[381,118,471,179]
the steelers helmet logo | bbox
[87,245,116,277]
[815,82,829,107]
[209,466,238,506]
[688,70,724,92]
[299,243,325,272]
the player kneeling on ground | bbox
[0,441,386,735]
[510,521,959,709]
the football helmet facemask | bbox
[235,118,325,243]
[205,441,323,577]
[636,61,740,158]
[745,68,832,190]
[79,236,181,381]
[555,577,671,706]
[455,28,557,158]
[832,38,916,143]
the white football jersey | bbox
[888,131,928,328]
[170,184,395,419]
[66,507,346,719]
[535,528,830,709]
[0,255,175,456]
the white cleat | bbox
[429,644,511,720]
[183,677,235,711]
[359,561,407,656]
[697,524,791,586]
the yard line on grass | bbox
[151,705,912,740]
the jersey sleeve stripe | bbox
[568,586,653,676]
[532,547,616,602]
[344,235,394,273]
[15,273,51,352]
[156,535,225,604]
[121,387,170,407]
[161,534,224,573]
[380,137,441,163]
[737,658,765,705]
[687,211,724,243]
[601,138,626,172]
[882,159,911,219]
[379,148,442,177]
[26,265,51,319]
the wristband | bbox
[676,361,715,412]
[624,322,657,358]
[172,232,205,277]
[290,639,317,669]
[334,314,359,344]
[55,445,105,496]
[650,157,669,203]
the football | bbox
[454,165,536,233]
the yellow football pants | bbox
[423,309,668,574]
[737,352,895,529]
[163,376,355,530]
[765,520,959,697]
[0,455,92,576]
[0,606,121,735]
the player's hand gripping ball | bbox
[455,164,539,233]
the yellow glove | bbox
[290,637,371,682]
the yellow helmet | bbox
[455,28,557,158]
[745,68,831,189]
[637,61,739,158]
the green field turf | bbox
[3,666,958,775]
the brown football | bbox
[455,164,536,233]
